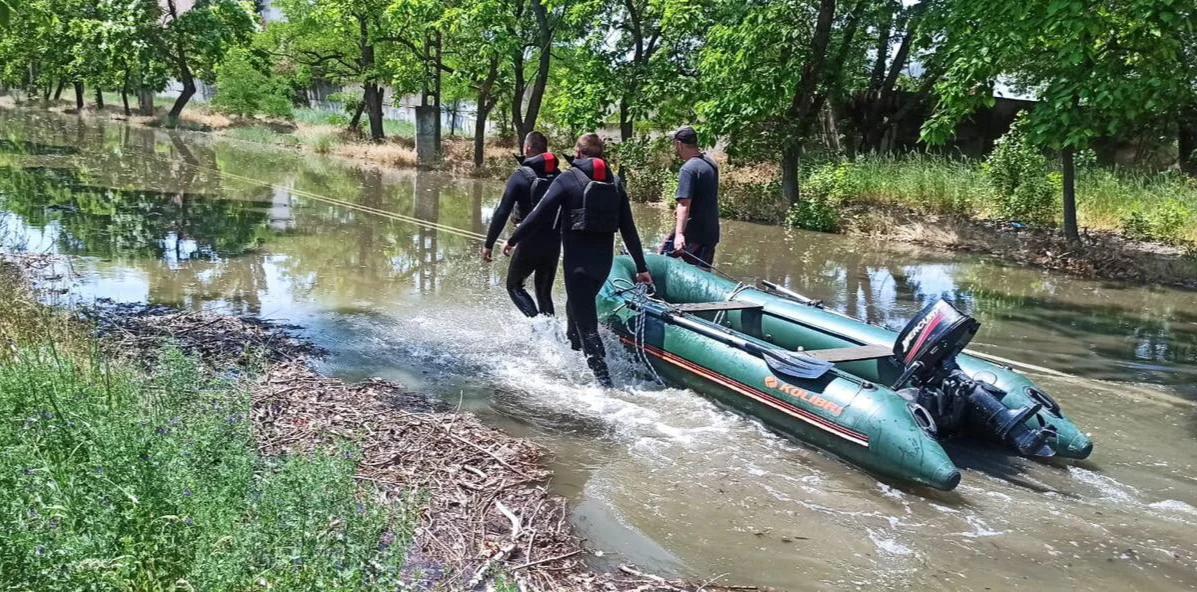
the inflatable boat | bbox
[598,254,1093,491]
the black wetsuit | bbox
[484,153,562,317]
[507,157,649,386]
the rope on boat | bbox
[611,278,666,387]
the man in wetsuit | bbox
[504,133,652,387]
[659,126,720,269]
[482,131,562,317]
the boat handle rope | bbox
[610,277,667,387]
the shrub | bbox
[1120,199,1192,244]
[720,165,787,224]
[610,136,675,202]
[983,115,1057,225]
[781,162,857,232]
[212,48,294,120]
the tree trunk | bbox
[510,46,526,145]
[1061,149,1079,244]
[512,0,554,144]
[868,1,895,93]
[859,4,922,153]
[138,88,154,115]
[73,82,84,110]
[787,0,837,140]
[433,31,443,148]
[619,95,633,141]
[348,96,365,131]
[363,82,385,142]
[1180,112,1197,177]
[781,143,802,206]
[473,60,499,169]
[473,102,490,169]
[168,72,195,120]
[165,0,195,120]
[121,73,131,116]
[53,80,64,101]
[95,87,104,110]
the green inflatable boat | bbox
[598,254,1093,491]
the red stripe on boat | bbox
[619,337,870,447]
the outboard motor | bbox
[894,298,1055,457]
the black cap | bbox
[672,126,698,145]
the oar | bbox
[632,300,833,381]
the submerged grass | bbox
[0,263,415,590]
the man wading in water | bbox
[659,126,720,269]
[504,133,652,387]
[482,131,561,316]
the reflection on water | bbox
[2,109,1196,591]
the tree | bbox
[159,0,256,120]
[553,0,708,141]
[1178,23,1197,177]
[698,0,871,204]
[440,0,515,167]
[509,0,565,145]
[853,0,943,154]
[267,0,405,141]
[924,0,1195,243]
[212,47,293,119]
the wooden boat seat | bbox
[804,344,893,363]
[675,301,765,313]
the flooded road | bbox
[2,110,1195,591]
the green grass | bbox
[293,107,416,138]
[0,269,416,591]
[841,155,1197,242]
[225,125,301,147]
[847,154,989,217]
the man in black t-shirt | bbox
[659,126,720,269]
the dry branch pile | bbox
[250,362,760,591]
[85,302,321,367]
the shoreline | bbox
[2,253,760,592]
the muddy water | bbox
[2,110,1195,591]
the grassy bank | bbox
[0,262,415,590]
[702,155,1197,245]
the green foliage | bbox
[783,162,856,232]
[983,117,1057,225]
[610,136,676,202]
[849,154,982,215]
[720,167,787,224]
[0,342,414,590]
[0,271,416,590]
[212,48,294,120]
[1121,200,1192,245]
[294,108,350,127]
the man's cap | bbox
[672,126,699,145]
